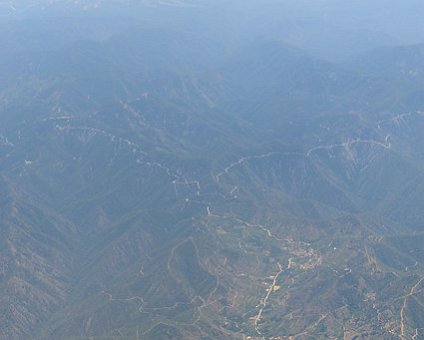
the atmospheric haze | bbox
[1,1,424,339]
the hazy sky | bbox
[1,0,423,62]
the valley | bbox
[1,1,424,339]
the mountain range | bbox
[1,1,424,339]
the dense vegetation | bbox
[1,1,424,339]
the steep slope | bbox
[1,3,424,340]
[0,177,78,340]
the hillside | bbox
[1,1,424,339]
